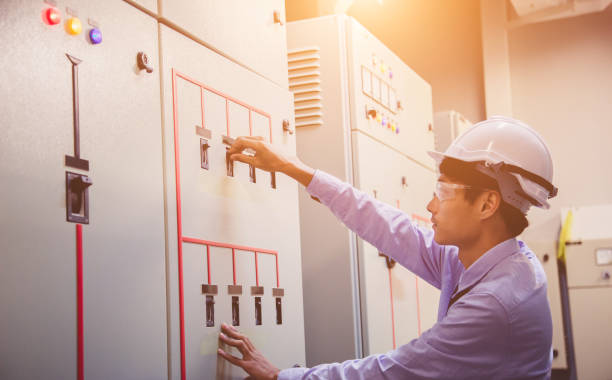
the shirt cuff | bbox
[305,170,345,205]
[278,367,308,380]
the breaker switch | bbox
[249,164,256,183]
[270,172,277,189]
[232,296,240,326]
[66,172,92,224]
[254,297,262,326]
[225,149,234,177]
[200,138,210,170]
[205,295,215,327]
[275,298,282,325]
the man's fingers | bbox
[220,323,256,351]
[230,153,255,166]
[217,348,244,367]
[227,136,260,155]
[219,333,249,356]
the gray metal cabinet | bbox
[0,1,167,379]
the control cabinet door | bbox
[159,25,305,380]
[159,0,288,88]
[352,131,425,355]
[346,17,435,169]
[0,1,166,379]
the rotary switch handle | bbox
[379,252,396,269]
[137,52,154,73]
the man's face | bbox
[426,174,482,246]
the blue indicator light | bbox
[89,28,102,44]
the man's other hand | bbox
[218,323,281,380]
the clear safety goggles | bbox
[433,181,473,201]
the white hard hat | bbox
[428,116,558,214]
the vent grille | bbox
[288,46,323,128]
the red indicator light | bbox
[44,7,61,25]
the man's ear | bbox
[479,190,502,219]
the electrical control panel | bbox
[0,1,305,379]
[288,15,440,365]
[0,1,167,378]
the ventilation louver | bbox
[288,47,323,128]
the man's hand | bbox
[218,323,281,380]
[227,136,315,187]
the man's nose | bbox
[426,193,437,214]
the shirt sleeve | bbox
[277,292,509,380]
[306,170,457,289]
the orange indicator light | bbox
[66,17,82,35]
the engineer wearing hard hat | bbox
[219,116,558,380]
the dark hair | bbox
[439,157,529,237]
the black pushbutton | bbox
[275,298,282,325]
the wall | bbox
[507,5,612,240]
[286,0,487,123]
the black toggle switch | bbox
[275,297,282,325]
[232,296,240,326]
[200,138,210,170]
[66,171,92,224]
[255,297,262,326]
[205,295,215,327]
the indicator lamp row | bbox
[44,6,102,45]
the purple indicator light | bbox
[89,28,102,44]
[389,70,393,79]
[396,127,400,134]
[381,117,387,126]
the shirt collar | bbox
[455,238,520,294]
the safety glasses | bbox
[433,181,473,201]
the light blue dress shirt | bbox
[279,171,552,380]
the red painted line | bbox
[388,267,396,349]
[232,249,237,286]
[275,254,279,288]
[200,88,205,130]
[254,252,259,287]
[182,237,278,255]
[206,245,211,285]
[268,117,273,143]
[172,69,187,380]
[415,277,422,336]
[225,99,230,136]
[175,71,271,119]
[76,224,84,380]
[248,110,253,136]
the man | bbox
[218,116,558,379]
